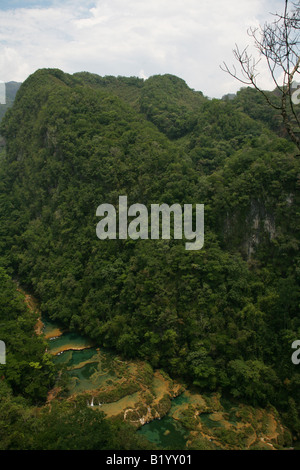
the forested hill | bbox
[0,68,299,436]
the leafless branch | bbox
[221,0,300,149]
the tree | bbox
[221,0,300,150]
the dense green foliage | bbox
[0,380,151,450]
[0,68,299,442]
[0,265,152,450]
[0,266,55,402]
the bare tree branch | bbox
[220,0,300,149]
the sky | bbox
[0,0,286,98]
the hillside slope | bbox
[0,68,299,438]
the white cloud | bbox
[0,0,286,97]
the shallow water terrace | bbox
[42,314,292,450]
[45,321,120,395]
[43,314,193,447]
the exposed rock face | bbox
[245,200,276,258]
[223,199,277,259]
